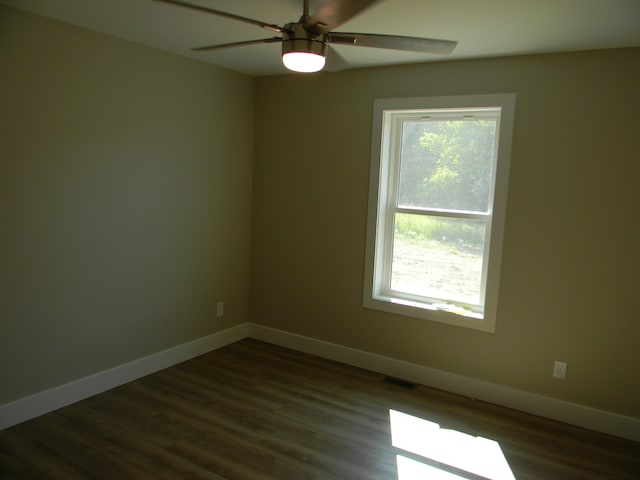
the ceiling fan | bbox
[153,0,457,73]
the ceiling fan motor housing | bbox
[281,22,327,58]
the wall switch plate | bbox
[216,302,224,317]
[553,360,567,380]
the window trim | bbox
[363,94,516,332]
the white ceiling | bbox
[2,0,639,76]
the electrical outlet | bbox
[216,302,224,317]
[553,360,567,380]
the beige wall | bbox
[251,48,640,418]
[0,7,254,404]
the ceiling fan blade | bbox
[327,32,457,54]
[192,37,282,52]
[153,0,288,34]
[305,0,380,34]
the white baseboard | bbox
[0,323,250,431]
[249,323,640,443]
[3,321,639,443]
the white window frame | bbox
[363,94,516,332]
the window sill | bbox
[364,295,495,333]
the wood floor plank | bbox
[1,338,638,479]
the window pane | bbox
[391,213,486,306]
[398,120,496,212]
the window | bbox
[363,94,515,332]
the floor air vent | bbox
[383,377,417,389]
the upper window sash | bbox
[385,109,502,214]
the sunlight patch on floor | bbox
[397,455,470,479]
[390,409,515,480]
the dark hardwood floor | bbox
[1,338,638,479]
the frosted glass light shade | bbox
[282,51,326,73]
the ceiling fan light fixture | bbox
[281,24,327,73]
